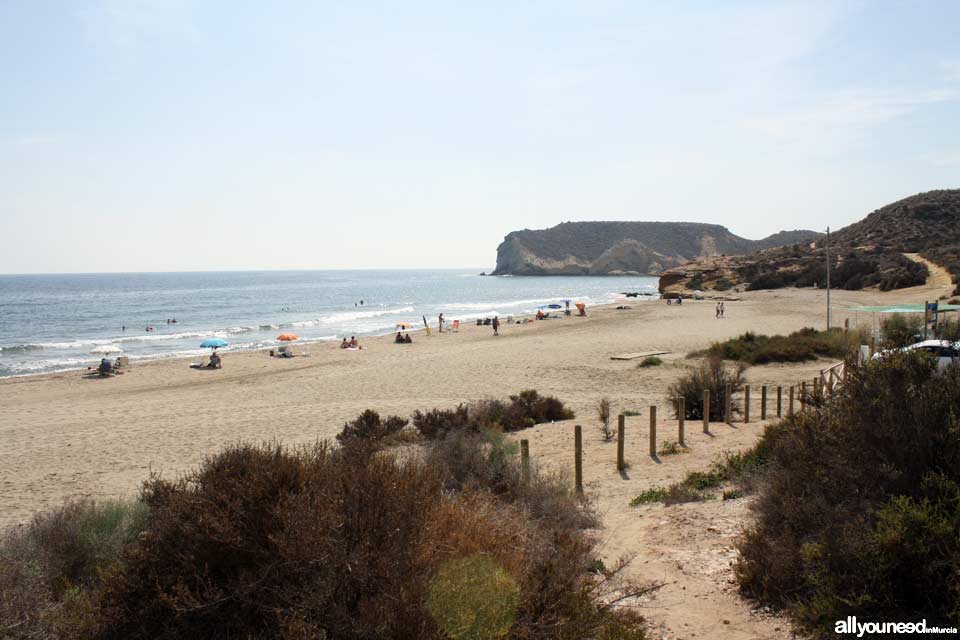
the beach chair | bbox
[452,319,460,332]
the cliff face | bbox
[491,221,819,276]
[658,189,960,296]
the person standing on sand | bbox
[715,303,720,319]
[492,316,500,336]
[438,313,444,333]
[720,302,726,318]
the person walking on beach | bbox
[492,316,500,336]
[720,302,726,318]
[438,313,444,333]
[715,303,721,319]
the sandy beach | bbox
[1,278,952,639]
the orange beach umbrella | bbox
[277,333,299,341]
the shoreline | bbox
[0,300,643,382]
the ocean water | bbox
[0,270,659,377]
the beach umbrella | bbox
[395,322,413,329]
[277,333,299,341]
[200,338,228,349]
[90,344,122,355]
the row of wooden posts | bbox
[518,370,848,494]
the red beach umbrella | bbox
[277,333,299,341]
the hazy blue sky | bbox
[2,1,959,273]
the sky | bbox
[2,1,959,274]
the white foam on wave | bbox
[439,298,550,311]
[304,305,417,326]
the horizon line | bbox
[0,266,498,277]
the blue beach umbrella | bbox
[200,338,228,349]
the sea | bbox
[0,270,659,378]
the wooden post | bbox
[814,377,820,398]
[789,385,795,415]
[702,389,710,433]
[649,406,657,457]
[520,439,530,482]
[744,385,751,423]
[678,398,685,447]
[724,383,732,424]
[800,381,806,411]
[616,414,625,472]
[574,425,583,494]
[776,385,783,417]
[761,385,767,420]
[844,317,849,333]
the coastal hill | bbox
[659,189,960,297]
[491,222,820,276]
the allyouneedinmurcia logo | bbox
[835,616,958,636]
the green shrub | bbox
[667,357,746,421]
[696,327,861,365]
[880,313,923,348]
[637,356,662,368]
[747,272,787,291]
[658,441,687,456]
[630,488,669,506]
[736,352,960,633]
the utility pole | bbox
[826,226,831,330]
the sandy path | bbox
[0,279,946,638]
[904,253,954,290]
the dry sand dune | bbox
[0,274,952,639]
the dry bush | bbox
[597,398,612,441]
[81,437,644,639]
[668,357,746,421]
[0,498,147,640]
[336,409,408,444]
[411,404,473,440]
[736,352,960,633]
[412,391,575,439]
[425,429,597,533]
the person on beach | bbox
[536,310,545,320]
[349,336,360,349]
[720,302,725,318]
[340,338,349,349]
[209,352,222,369]
[715,303,721,319]
[492,316,500,336]
[395,331,405,344]
[403,333,413,343]
[438,313,444,333]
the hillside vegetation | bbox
[659,189,960,295]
